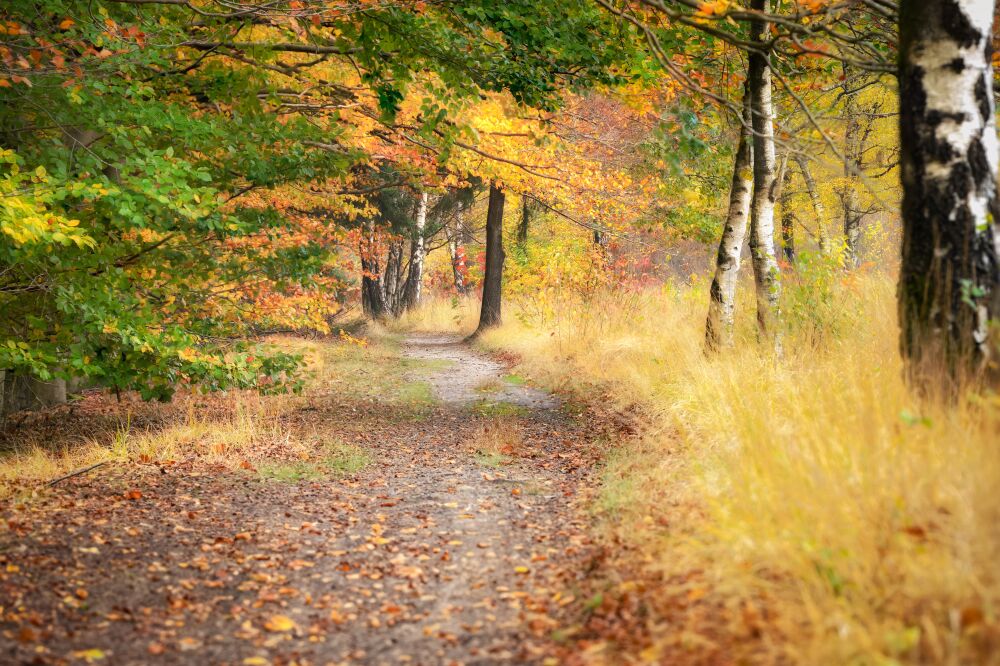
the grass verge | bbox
[403,279,1000,664]
[0,325,416,499]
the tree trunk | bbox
[747,0,782,347]
[402,192,428,311]
[780,159,796,264]
[705,78,754,352]
[517,196,531,246]
[794,155,828,254]
[382,240,404,316]
[898,0,1000,390]
[1,373,67,416]
[842,67,865,268]
[360,221,386,319]
[473,183,506,336]
[447,211,470,296]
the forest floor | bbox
[0,333,619,665]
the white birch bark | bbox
[706,79,754,351]
[841,72,864,268]
[446,210,469,295]
[899,0,1000,388]
[403,192,428,310]
[748,0,782,348]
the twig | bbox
[46,462,106,487]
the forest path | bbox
[0,334,599,665]
[402,333,558,409]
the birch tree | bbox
[779,161,796,263]
[447,211,470,296]
[841,70,864,268]
[794,155,829,254]
[747,0,781,346]
[899,0,1000,389]
[706,79,754,351]
[402,192,429,311]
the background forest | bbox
[1,0,999,664]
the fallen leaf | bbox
[263,614,296,632]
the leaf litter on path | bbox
[0,334,606,665]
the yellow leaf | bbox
[72,649,106,663]
[243,658,269,665]
[263,614,296,632]
[514,566,530,574]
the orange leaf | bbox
[263,614,296,632]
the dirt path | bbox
[0,335,599,665]
[402,334,558,410]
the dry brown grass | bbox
[404,278,1000,664]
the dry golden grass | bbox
[0,332,387,499]
[404,278,1000,663]
[467,418,524,466]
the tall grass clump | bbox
[410,271,1000,663]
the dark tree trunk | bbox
[899,0,1000,390]
[382,240,404,317]
[0,372,67,417]
[517,196,531,246]
[705,77,754,352]
[473,184,506,336]
[360,221,386,319]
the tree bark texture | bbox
[748,0,782,346]
[706,78,754,352]
[382,239,404,316]
[447,211,470,296]
[842,68,865,268]
[1,373,67,417]
[360,221,386,319]
[780,160,796,263]
[899,0,1000,388]
[474,184,506,335]
[517,196,531,246]
[403,192,428,311]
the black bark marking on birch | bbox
[940,0,983,48]
[975,75,990,124]
[898,0,1000,390]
